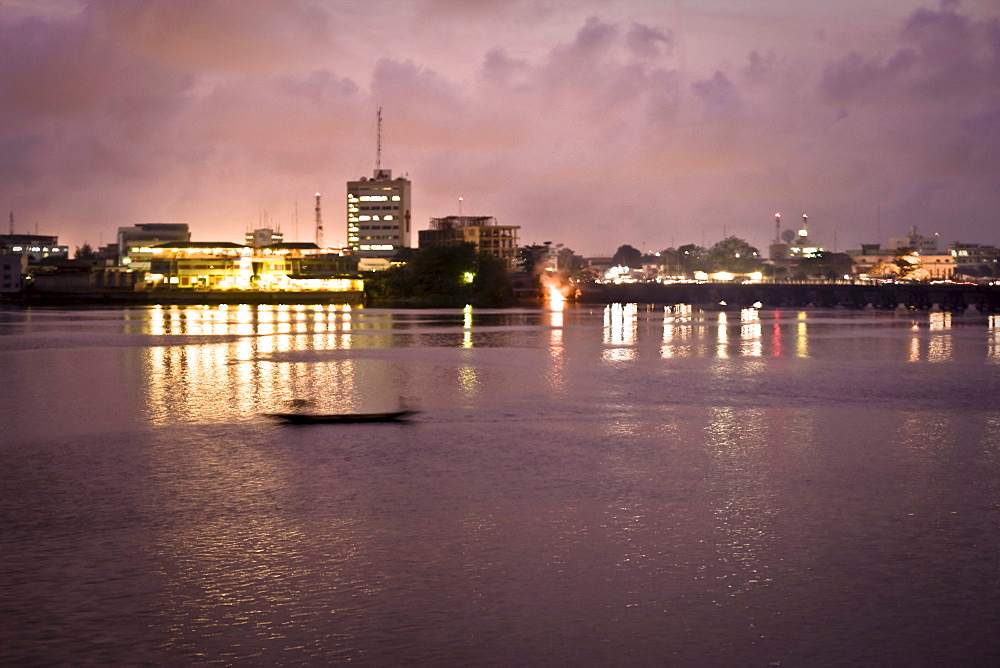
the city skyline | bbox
[1,0,998,257]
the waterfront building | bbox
[0,233,70,263]
[418,216,520,271]
[849,249,955,280]
[118,223,190,268]
[346,170,412,258]
[145,241,360,292]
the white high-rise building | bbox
[346,169,411,258]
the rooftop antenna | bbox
[774,213,781,245]
[315,193,323,248]
[8,211,12,235]
[376,106,382,174]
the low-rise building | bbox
[1,253,27,293]
[29,262,145,293]
[418,216,520,270]
[0,234,70,263]
[950,243,1000,278]
[145,241,361,292]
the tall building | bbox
[346,169,411,258]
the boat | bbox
[266,409,418,424]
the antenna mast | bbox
[376,106,382,173]
[315,193,323,248]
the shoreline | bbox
[1,289,365,307]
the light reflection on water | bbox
[2,304,1000,665]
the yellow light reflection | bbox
[463,304,473,349]
[141,305,365,423]
[908,332,922,362]
[547,307,565,392]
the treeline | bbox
[364,243,514,307]
[613,237,855,280]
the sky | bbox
[1,0,998,257]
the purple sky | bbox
[1,0,998,256]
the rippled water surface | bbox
[2,303,1000,665]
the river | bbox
[1,303,999,665]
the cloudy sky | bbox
[1,0,998,256]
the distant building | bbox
[419,216,520,270]
[0,234,70,263]
[950,243,1000,277]
[246,228,283,248]
[889,226,938,253]
[118,223,190,268]
[1,253,27,293]
[29,262,145,293]
[347,170,412,258]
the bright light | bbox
[463,272,475,284]
[541,273,569,305]
[712,272,735,281]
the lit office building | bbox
[346,169,411,258]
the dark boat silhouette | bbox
[266,409,418,424]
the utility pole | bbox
[315,193,323,248]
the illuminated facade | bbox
[418,216,520,271]
[142,241,360,292]
[347,170,411,258]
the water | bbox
[2,303,999,665]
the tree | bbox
[75,243,95,260]
[797,251,854,280]
[611,244,642,268]
[518,244,549,275]
[706,236,762,273]
[366,243,513,306]
[676,244,707,276]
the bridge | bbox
[576,281,1000,312]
